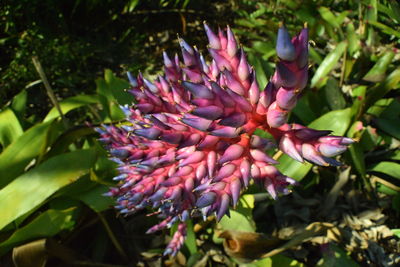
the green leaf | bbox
[346,22,360,56]
[311,41,347,88]
[367,20,400,38]
[11,89,28,120]
[0,121,54,188]
[369,161,400,179]
[218,194,255,233]
[103,69,133,105]
[318,7,341,29]
[0,108,23,148]
[323,78,346,110]
[75,184,113,212]
[247,254,304,267]
[0,208,76,255]
[184,220,197,255]
[392,229,400,238]
[44,95,99,122]
[366,68,400,110]
[374,117,400,140]
[363,51,395,82]
[0,149,96,230]
[308,108,351,135]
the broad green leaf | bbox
[103,69,133,105]
[311,42,347,88]
[44,95,99,122]
[366,68,400,110]
[346,22,359,56]
[318,7,341,29]
[374,118,400,140]
[363,51,395,82]
[367,20,400,38]
[75,185,113,212]
[218,194,255,233]
[0,149,96,230]
[11,89,28,120]
[184,220,198,255]
[308,108,351,135]
[278,155,313,181]
[323,78,346,110]
[279,109,351,180]
[0,121,53,188]
[0,108,23,148]
[0,208,75,255]
[369,161,400,179]
[392,229,400,238]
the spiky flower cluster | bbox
[97,23,353,256]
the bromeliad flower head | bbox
[97,23,354,256]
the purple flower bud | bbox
[213,163,236,181]
[204,23,221,49]
[170,166,193,178]
[276,87,297,110]
[208,48,232,71]
[302,144,328,166]
[219,112,246,128]
[127,71,138,87]
[192,105,223,120]
[134,128,161,140]
[240,159,251,187]
[250,149,279,164]
[198,135,219,149]
[136,103,154,113]
[226,25,238,57]
[179,133,202,148]
[207,151,217,177]
[275,62,297,88]
[210,82,235,107]
[196,191,217,208]
[223,69,245,96]
[143,78,159,93]
[238,48,250,82]
[219,144,245,164]
[318,143,347,157]
[181,116,212,131]
[196,163,207,180]
[163,51,174,68]
[210,126,242,138]
[216,193,230,221]
[250,135,275,150]
[182,81,214,99]
[279,135,303,162]
[226,89,253,112]
[230,178,241,207]
[267,102,288,128]
[179,151,205,167]
[276,24,296,61]
[296,27,309,69]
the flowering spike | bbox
[98,23,354,256]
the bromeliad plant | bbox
[97,23,354,256]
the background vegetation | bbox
[0,0,399,266]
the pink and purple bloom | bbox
[97,23,353,256]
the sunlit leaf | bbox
[0,149,96,230]
[0,121,54,188]
[363,51,395,82]
[369,161,400,179]
[0,208,76,255]
[311,42,347,88]
[0,108,23,148]
[44,95,99,122]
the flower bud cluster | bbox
[97,23,353,255]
